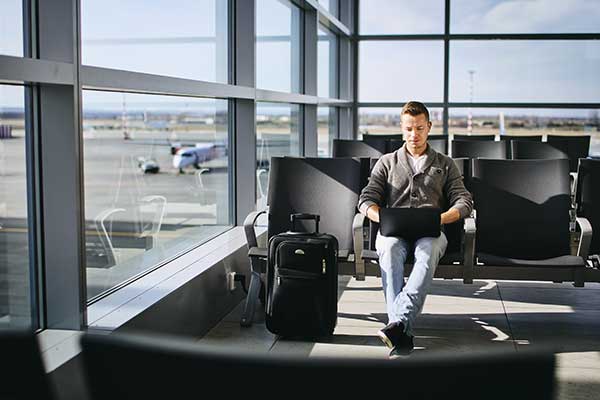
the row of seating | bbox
[338,134,591,172]
[242,157,600,326]
[0,329,556,399]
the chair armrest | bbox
[352,212,367,280]
[463,217,476,262]
[576,217,593,259]
[243,210,267,249]
[352,212,365,260]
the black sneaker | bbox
[377,321,408,349]
[389,335,414,359]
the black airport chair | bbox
[428,135,449,155]
[546,135,591,173]
[510,140,569,161]
[453,134,496,141]
[333,139,385,158]
[575,158,600,269]
[242,157,363,326]
[386,138,405,153]
[498,135,543,158]
[362,133,403,141]
[81,332,556,400]
[470,159,592,286]
[451,140,507,159]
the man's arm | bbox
[358,159,388,222]
[443,160,474,223]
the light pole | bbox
[467,70,475,134]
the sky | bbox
[1,0,599,116]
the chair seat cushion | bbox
[477,253,586,268]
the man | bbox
[357,101,473,358]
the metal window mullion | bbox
[233,0,256,223]
[443,0,450,135]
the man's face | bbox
[401,113,431,153]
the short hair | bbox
[401,101,430,122]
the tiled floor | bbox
[198,277,600,399]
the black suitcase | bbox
[266,213,338,338]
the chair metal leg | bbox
[240,270,263,327]
[573,268,585,288]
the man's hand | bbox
[440,208,461,225]
[366,205,380,223]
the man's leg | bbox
[375,232,410,324]
[392,232,447,335]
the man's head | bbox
[400,101,432,155]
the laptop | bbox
[379,207,441,240]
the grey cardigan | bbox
[358,143,473,219]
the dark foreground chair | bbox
[547,135,590,173]
[80,332,556,400]
[0,330,56,400]
[333,139,386,158]
[470,159,592,286]
[451,139,507,159]
[576,158,600,269]
[242,157,363,325]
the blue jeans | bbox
[375,231,448,335]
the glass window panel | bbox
[81,0,228,83]
[318,25,338,99]
[450,41,600,103]
[358,107,444,139]
[359,41,444,102]
[451,0,600,34]
[318,0,339,17]
[256,102,300,210]
[1,1,23,56]
[318,107,338,157]
[256,0,302,93]
[448,108,600,156]
[83,91,231,300]
[359,0,444,35]
[0,85,33,328]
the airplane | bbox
[171,142,227,174]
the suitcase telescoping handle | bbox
[290,213,320,234]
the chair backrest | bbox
[80,332,555,400]
[362,133,403,140]
[576,158,600,254]
[332,139,385,158]
[499,135,543,158]
[547,135,591,172]
[471,159,571,259]
[451,140,507,159]
[267,157,362,251]
[0,330,56,400]
[499,135,543,142]
[386,139,405,153]
[452,134,496,141]
[428,135,449,154]
[511,141,569,161]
